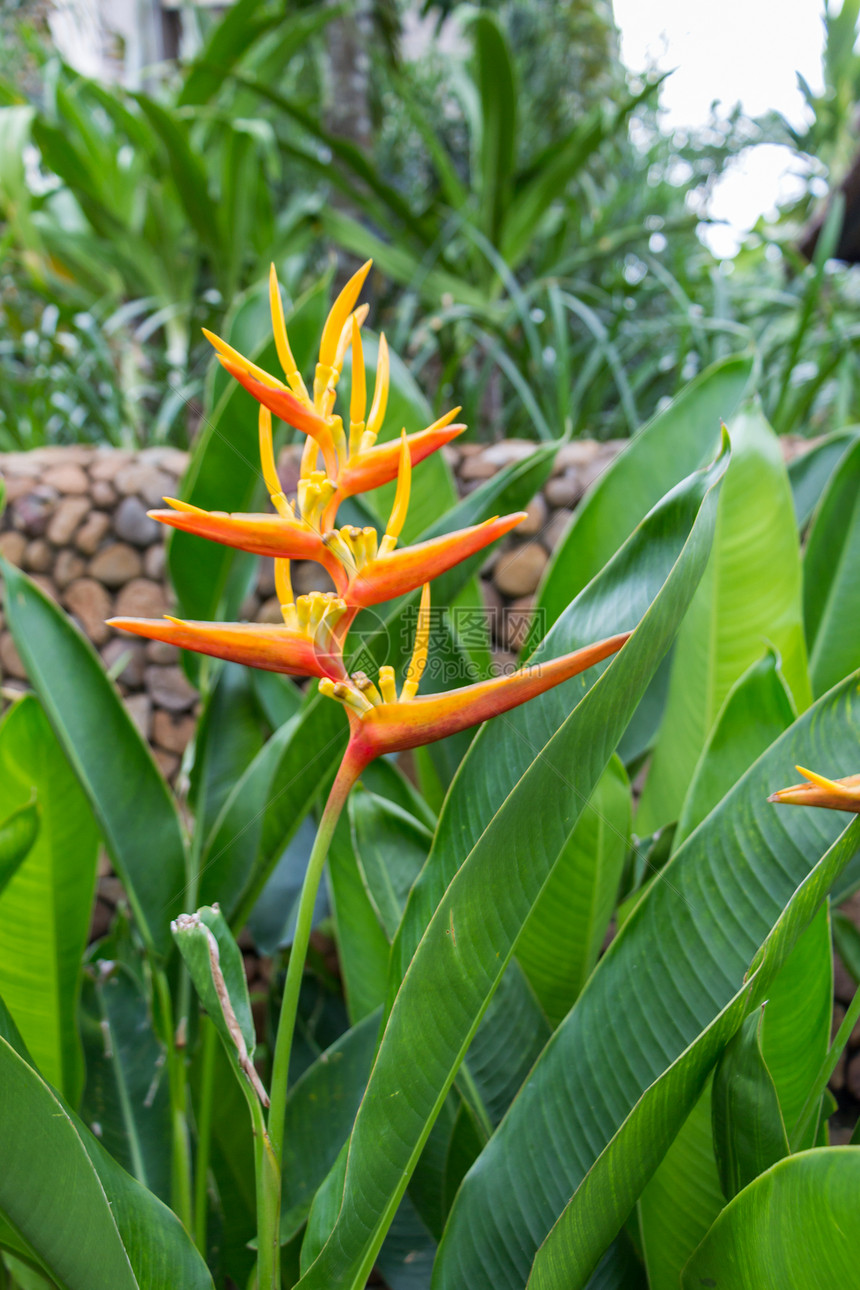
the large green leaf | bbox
[803,436,860,697]
[712,1009,789,1199]
[436,676,860,1290]
[788,426,860,530]
[681,1148,860,1289]
[79,961,172,1204]
[281,1012,379,1242]
[674,650,795,848]
[2,562,187,959]
[638,404,811,831]
[515,756,630,1026]
[189,663,266,851]
[536,354,752,629]
[349,791,431,941]
[393,444,730,987]
[327,816,391,1024]
[294,447,727,1289]
[0,1001,213,1290]
[0,696,98,1100]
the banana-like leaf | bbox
[712,1008,789,1199]
[281,1012,380,1242]
[0,695,98,1100]
[0,797,39,901]
[675,650,795,848]
[681,1148,860,1289]
[471,12,517,246]
[516,756,631,1025]
[788,426,860,531]
[294,447,727,1289]
[638,404,811,831]
[0,999,213,1289]
[327,816,391,1023]
[349,791,431,941]
[804,436,860,697]
[438,678,860,1290]
[80,961,172,1204]
[536,354,751,631]
[2,562,188,959]
[189,663,266,848]
[394,443,730,986]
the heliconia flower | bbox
[320,584,631,781]
[768,766,860,813]
[108,590,348,682]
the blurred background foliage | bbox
[1,0,859,450]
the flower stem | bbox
[252,1098,281,1290]
[267,760,357,1170]
[193,1017,217,1253]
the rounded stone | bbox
[0,631,26,679]
[153,749,180,781]
[89,451,134,482]
[143,544,166,581]
[42,463,89,494]
[90,479,117,508]
[101,636,147,688]
[114,578,168,619]
[115,463,173,507]
[493,542,548,598]
[0,532,26,565]
[47,496,90,545]
[542,507,573,552]
[75,512,112,556]
[545,471,584,509]
[124,693,152,740]
[64,578,112,645]
[516,494,548,539]
[459,454,499,482]
[54,550,86,590]
[503,594,535,651]
[146,640,179,665]
[114,495,161,547]
[153,709,196,753]
[144,665,197,713]
[89,543,144,587]
[11,488,58,537]
[23,539,54,574]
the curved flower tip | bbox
[324,628,631,775]
[335,417,466,499]
[768,765,860,813]
[149,501,347,592]
[108,609,345,682]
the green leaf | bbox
[295,448,728,1289]
[788,427,860,531]
[674,650,796,848]
[804,436,860,697]
[394,444,730,987]
[681,1148,860,1289]
[0,798,39,900]
[189,663,266,849]
[638,404,811,831]
[712,1009,790,1199]
[516,756,631,1025]
[349,791,431,941]
[0,999,213,1289]
[638,1089,724,1290]
[327,816,391,1024]
[536,354,752,630]
[281,1013,379,1242]
[0,696,98,1101]
[470,12,517,245]
[172,905,267,1110]
[79,961,172,1204]
[2,562,188,959]
[437,680,860,1290]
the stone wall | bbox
[0,433,762,765]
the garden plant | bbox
[0,238,859,1290]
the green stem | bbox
[154,967,193,1232]
[252,1098,281,1290]
[193,1018,218,1253]
[267,762,356,1169]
